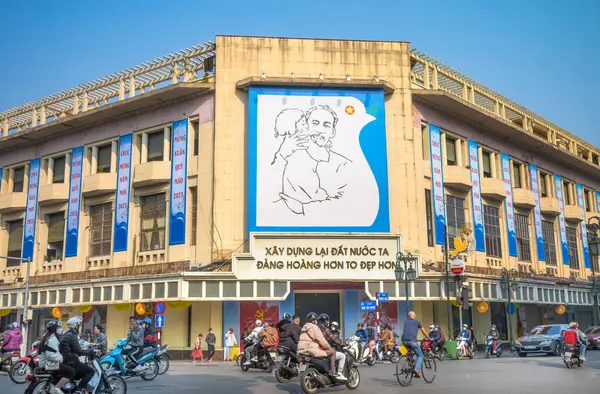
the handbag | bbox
[45,360,60,371]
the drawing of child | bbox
[273,109,330,213]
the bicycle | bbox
[395,341,437,387]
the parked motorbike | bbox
[155,344,170,375]
[456,336,474,360]
[562,344,584,369]
[346,336,376,366]
[372,340,400,363]
[298,347,360,394]
[9,340,40,384]
[484,334,502,358]
[239,346,276,373]
[25,346,126,394]
[99,339,159,381]
[274,345,300,383]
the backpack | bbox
[563,329,578,345]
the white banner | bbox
[234,233,405,281]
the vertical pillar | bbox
[163,127,171,161]
[343,290,360,339]
[8,168,14,192]
[441,132,447,165]
[91,146,98,174]
[31,109,37,128]
[40,107,46,125]
[431,67,439,90]
[129,76,136,98]
[141,133,149,163]
[23,164,29,193]
[456,139,463,167]
[423,64,430,89]
[119,80,125,100]
[47,158,54,185]
[110,141,118,172]
[490,152,498,179]
[82,93,89,112]
[478,147,484,176]
[65,153,71,184]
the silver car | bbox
[515,324,569,357]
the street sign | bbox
[155,314,165,328]
[450,258,465,275]
[377,292,389,302]
[506,302,516,315]
[360,301,377,312]
[154,301,166,315]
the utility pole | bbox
[0,256,31,357]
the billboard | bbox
[248,87,389,232]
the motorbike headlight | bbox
[514,339,520,344]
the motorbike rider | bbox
[58,316,95,394]
[243,320,264,365]
[401,311,431,378]
[123,317,145,372]
[488,325,500,353]
[355,323,369,359]
[142,318,158,347]
[330,321,341,340]
[428,325,443,353]
[0,324,9,348]
[90,324,107,357]
[380,324,394,354]
[276,313,301,353]
[317,314,348,381]
[39,321,75,394]
[2,322,23,353]
[253,323,278,361]
[563,322,586,361]
[298,312,344,381]
[458,324,473,354]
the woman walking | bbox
[192,333,203,362]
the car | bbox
[514,324,569,357]
[584,326,600,349]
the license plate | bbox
[564,352,572,357]
[298,364,307,373]
[524,346,536,350]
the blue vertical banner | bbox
[430,125,446,245]
[576,184,591,269]
[113,134,132,252]
[22,159,41,261]
[169,119,188,245]
[529,164,545,261]
[468,140,485,252]
[597,191,600,213]
[501,154,517,257]
[554,175,570,265]
[65,147,83,257]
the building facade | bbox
[0,36,599,357]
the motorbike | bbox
[456,336,474,360]
[0,348,21,373]
[484,334,502,358]
[25,345,126,394]
[420,339,446,361]
[372,340,400,363]
[239,345,277,373]
[274,345,300,383]
[345,336,376,366]
[155,344,170,375]
[562,344,584,369]
[298,347,360,394]
[99,339,159,381]
[9,340,40,384]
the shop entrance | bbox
[295,293,340,326]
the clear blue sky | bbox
[1,0,598,145]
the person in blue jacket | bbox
[355,323,369,358]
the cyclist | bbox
[401,311,430,378]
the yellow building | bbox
[1,36,599,357]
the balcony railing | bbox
[410,49,600,168]
[0,41,215,136]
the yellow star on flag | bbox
[345,105,355,115]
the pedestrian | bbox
[192,333,203,362]
[224,328,237,361]
[205,328,216,362]
[91,324,107,356]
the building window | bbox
[140,194,166,251]
[13,166,25,193]
[46,212,65,262]
[147,131,164,162]
[515,213,531,262]
[425,189,434,246]
[90,203,112,257]
[52,156,66,184]
[446,136,457,166]
[484,205,502,257]
[482,151,492,178]
[539,172,548,198]
[97,144,112,173]
[190,188,197,246]
[566,227,579,270]
[542,220,557,266]
[192,120,199,157]
[6,220,23,266]
[446,195,466,244]
[513,162,522,188]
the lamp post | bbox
[395,252,418,315]
[500,268,518,349]
[587,216,600,326]
[0,256,31,357]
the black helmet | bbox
[306,312,318,323]
[46,320,60,332]
[318,313,330,326]
[283,312,292,321]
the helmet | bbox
[331,321,339,332]
[283,312,292,321]
[306,312,318,323]
[255,319,262,326]
[136,320,142,325]
[67,316,83,330]
[318,313,330,326]
[569,322,578,329]
[263,323,269,328]
[435,325,440,329]
[429,325,435,329]
[5,324,12,331]
[12,322,20,329]
[143,318,152,325]
[46,320,60,331]
[491,325,496,330]
[462,324,468,328]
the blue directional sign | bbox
[360,301,377,312]
[155,314,165,328]
[377,292,389,302]
[506,303,516,316]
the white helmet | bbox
[263,323,269,328]
[67,316,83,330]
[255,320,262,326]
[429,325,435,330]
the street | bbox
[4,351,600,394]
